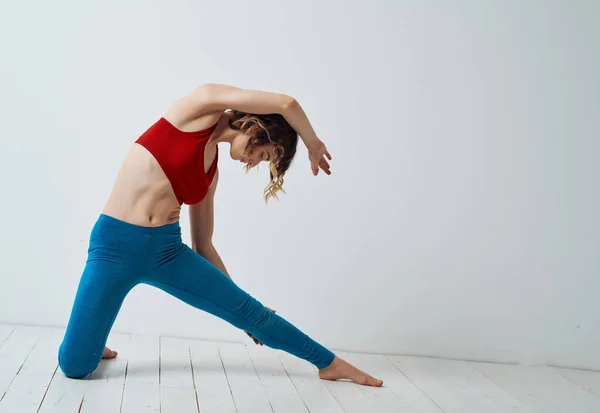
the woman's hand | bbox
[308,139,332,176]
[246,307,276,346]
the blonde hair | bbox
[229,111,298,204]
[244,162,286,203]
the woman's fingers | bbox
[312,158,331,175]
[320,158,331,174]
[247,331,263,346]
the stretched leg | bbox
[146,244,383,386]
[146,244,333,368]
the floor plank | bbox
[342,351,443,413]
[0,326,14,349]
[122,334,160,413]
[189,340,236,413]
[125,334,159,386]
[555,367,600,398]
[247,346,308,413]
[38,374,90,413]
[321,377,373,413]
[160,386,198,413]
[431,357,535,412]
[218,342,273,413]
[0,328,60,413]
[160,336,194,389]
[81,381,126,413]
[0,326,44,401]
[279,352,345,413]
[159,336,198,412]
[390,355,521,413]
[472,362,600,413]
[81,333,131,413]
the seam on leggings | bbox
[147,281,319,363]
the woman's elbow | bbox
[192,239,214,255]
[281,95,299,114]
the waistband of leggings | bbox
[96,213,181,236]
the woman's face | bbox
[230,132,277,169]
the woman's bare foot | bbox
[102,346,118,359]
[319,356,383,387]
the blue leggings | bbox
[58,214,335,378]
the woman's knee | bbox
[58,345,99,379]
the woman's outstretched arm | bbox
[171,83,332,175]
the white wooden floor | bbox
[1,324,600,413]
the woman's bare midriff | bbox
[101,143,182,227]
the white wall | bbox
[1,0,599,370]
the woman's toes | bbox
[102,347,118,359]
[361,375,383,387]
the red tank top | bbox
[135,117,219,205]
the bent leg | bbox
[59,219,140,378]
[146,245,335,369]
[59,259,135,378]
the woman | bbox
[58,83,383,387]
